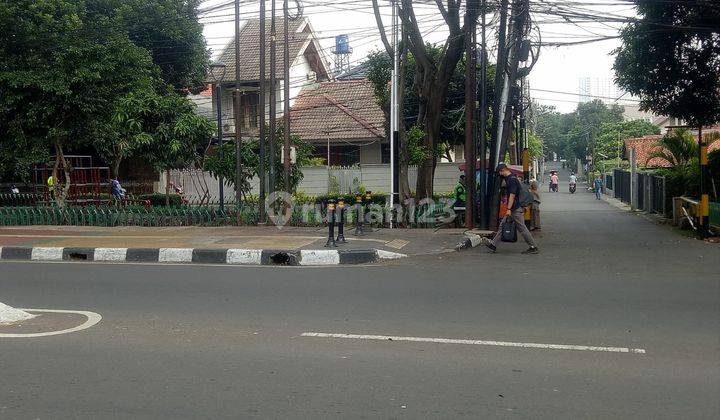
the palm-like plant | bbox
[646,128,698,167]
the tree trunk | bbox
[165,168,170,206]
[53,140,69,209]
[415,86,447,199]
[112,158,122,180]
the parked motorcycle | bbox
[569,182,577,194]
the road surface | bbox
[1,166,718,419]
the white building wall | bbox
[160,162,461,202]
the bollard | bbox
[325,199,337,247]
[364,190,373,233]
[354,194,364,235]
[336,198,347,243]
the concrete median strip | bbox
[0,246,406,266]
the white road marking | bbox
[31,247,64,261]
[226,249,262,265]
[0,302,35,324]
[158,247,193,263]
[301,332,646,354]
[94,247,128,261]
[300,250,339,266]
[0,308,102,338]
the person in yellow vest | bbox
[47,175,55,200]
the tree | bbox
[100,0,209,92]
[96,86,158,177]
[594,119,660,163]
[647,129,698,167]
[142,92,214,205]
[536,100,624,162]
[372,0,481,198]
[0,0,157,206]
[203,124,314,198]
[531,104,565,159]
[614,1,720,126]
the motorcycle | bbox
[569,182,577,194]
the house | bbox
[624,126,720,168]
[621,104,683,128]
[212,17,332,137]
[289,79,386,166]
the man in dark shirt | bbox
[485,163,539,254]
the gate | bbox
[613,169,631,204]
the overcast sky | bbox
[200,0,638,113]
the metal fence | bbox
[613,169,631,204]
[613,169,666,215]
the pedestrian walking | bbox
[530,180,541,231]
[593,175,603,200]
[485,164,539,254]
[550,172,559,192]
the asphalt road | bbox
[1,166,719,419]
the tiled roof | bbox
[625,133,720,168]
[289,79,385,142]
[217,17,328,82]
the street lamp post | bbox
[209,61,227,212]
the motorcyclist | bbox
[569,173,577,193]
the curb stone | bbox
[0,246,406,266]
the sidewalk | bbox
[0,225,464,256]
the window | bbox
[240,94,259,129]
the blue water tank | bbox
[335,35,350,54]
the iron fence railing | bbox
[612,170,666,215]
[614,169,631,204]
[0,199,460,228]
[605,173,613,191]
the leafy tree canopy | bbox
[614,0,720,126]
[203,124,314,196]
[366,47,495,158]
[103,0,209,91]
[0,0,157,185]
[534,100,625,161]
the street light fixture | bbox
[209,61,227,212]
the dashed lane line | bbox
[301,332,646,354]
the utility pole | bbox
[234,0,242,213]
[389,0,399,228]
[464,18,477,230]
[283,0,291,192]
[478,0,488,229]
[498,0,529,165]
[269,0,277,193]
[699,126,710,238]
[259,0,267,222]
[520,78,529,182]
[215,81,224,212]
[486,0,509,230]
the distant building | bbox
[578,77,627,104]
[621,104,683,128]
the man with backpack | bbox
[484,163,539,254]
